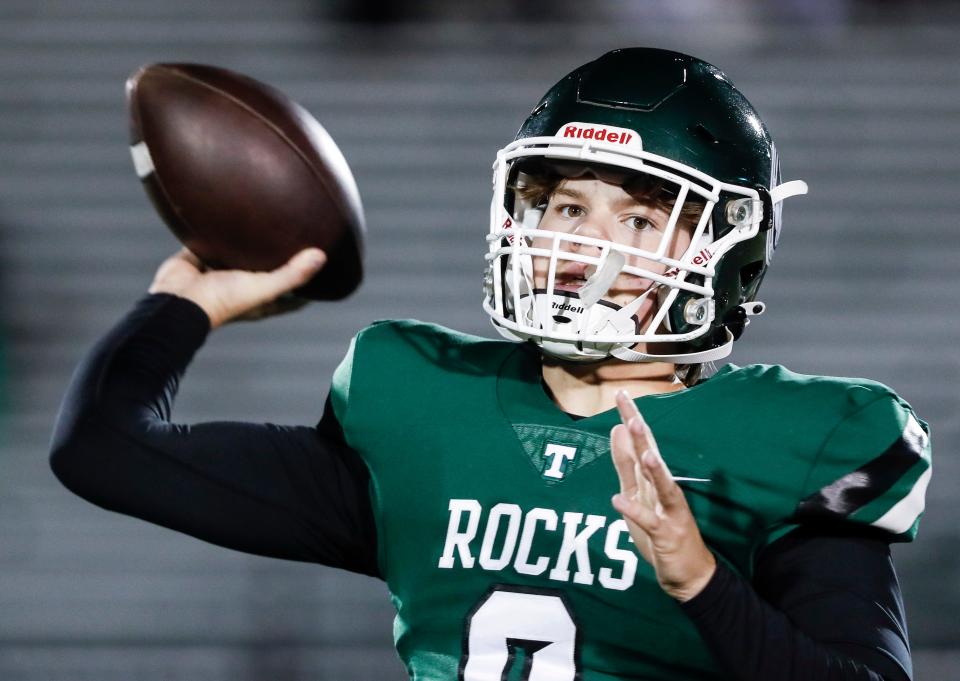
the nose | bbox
[569,217,610,256]
[572,216,607,239]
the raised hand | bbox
[148,247,327,329]
[609,390,716,602]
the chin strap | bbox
[609,328,735,364]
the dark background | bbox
[1,0,958,678]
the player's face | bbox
[531,177,694,314]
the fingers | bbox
[610,423,640,496]
[175,247,204,268]
[275,248,327,286]
[615,390,661,457]
[611,491,660,532]
[639,446,681,510]
[629,419,682,510]
[614,389,636,426]
[257,248,327,301]
[615,390,682,510]
[150,247,206,295]
[611,392,714,600]
[611,421,660,521]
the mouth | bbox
[552,276,587,293]
[551,263,591,293]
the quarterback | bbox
[51,49,929,680]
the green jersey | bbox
[331,319,931,681]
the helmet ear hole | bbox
[739,260,764,291]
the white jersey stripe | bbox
[901,411,931,460]
[871,412,931,534]
[871,466,931,535]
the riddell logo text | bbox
[563,125,632,145]
[663,248,713,279]
[552,301,584,314]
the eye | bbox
[624,215,656,232]
[557,204,585,219]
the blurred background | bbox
[1,0,958,679]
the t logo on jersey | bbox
[542,443,577,480]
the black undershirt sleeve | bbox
[50,293,913,680]
[49,292,380,577]
[680,528,912,681]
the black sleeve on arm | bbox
[50,292,380,577]
[679,528,912,681]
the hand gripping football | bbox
[126,63,365,300]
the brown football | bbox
[126,63,365,300]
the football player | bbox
[51,48,928,680]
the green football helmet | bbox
[482,47,807,363]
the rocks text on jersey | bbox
[437,499,638,591]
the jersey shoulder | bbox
[353,318,515,375]
[330,319,516,433]
[719,362,899,402]
[723,363,932,543]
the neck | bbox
[541,356,685,417]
